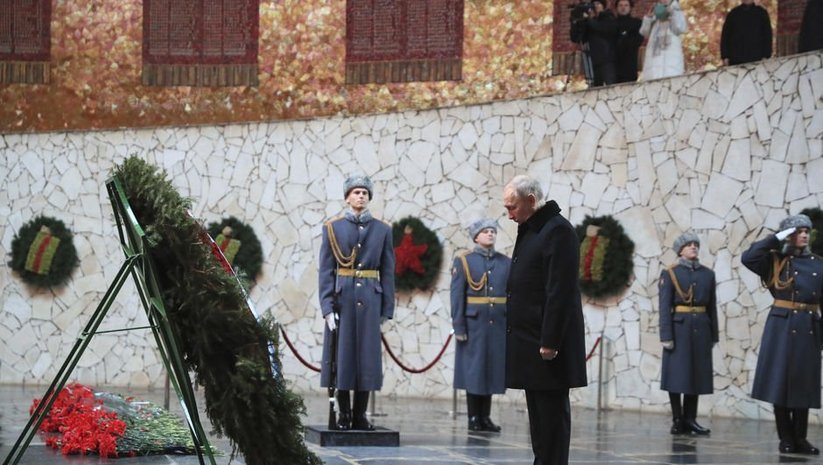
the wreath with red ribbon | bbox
[207,216,263,285]
[9,215,79,288]
[575,215,635,298]
[392,216,443,291]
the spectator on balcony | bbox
[720,0,772,66]
[614,0,644,83]
[799,0,823,53]
[639,0,687,80]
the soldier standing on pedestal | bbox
[659,233,718,436]
[451,219,510,432]
[319,175,396,431]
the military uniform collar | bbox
[473,245,495,257]
[520,200,561,232]
[345,209,372,224]
[678,257,701,270]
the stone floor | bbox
[2,384,822,465]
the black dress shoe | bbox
[685,419,710,435]
[795,439,820,455]
[670,418,686,435]
[468,416,483,431]
[352,414,375,431]
[779,439,796,453]
[336,412,352,430]
[480,417,502,432]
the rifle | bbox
[328,294,340,430]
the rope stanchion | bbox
[381,333,453,374]
[585,336,602,362]
[278,324,321,373]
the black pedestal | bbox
[304,425,400,447]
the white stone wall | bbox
[1,52,822,421]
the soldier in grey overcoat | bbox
[451,219,510,432]
[319,175,396,430]
[742,214,823,455]
[659,233,718,436]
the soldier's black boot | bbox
[467,393,483,431]
[336,390,352,430]
[792,408,819,455]
[352,390,374,431]
[479,395,501,432]
[683,395,710,435]
[669,393,686,435]
[775,405,795,453]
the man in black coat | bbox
[614,0,644,83]
[503,175,588,465]
[720,0,772,66]
[584,0,618,86]
[799,0,823,53]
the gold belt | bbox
[466,296,507,305]
[774,299,820,312]
[674,305,706,313]
[336,268,380,279]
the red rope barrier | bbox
[381,333,453,374]
[278,325,321,373]
[585,336,602,362]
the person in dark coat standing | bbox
[584,0,618,86]
[503,175,587,465]
[614,0,644,83]
[742,214,823,455]
[720,0,772,66]
[799,0,823,53]
[319,175,396,431]
[451,218,510,433]
[659,233,718,436]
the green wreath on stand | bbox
[801,207,823,256]
[207,216,264,285]
[575,215,635,298]
[9,216,79,288]
[392,216,443,292]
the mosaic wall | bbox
[1,51,822,421]
[1,1,778,133]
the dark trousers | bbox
[466,393,492,419]
[669,393,699,420]
[525,389,571,465]
[591,62,616,87]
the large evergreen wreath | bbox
[392,216,443,291]
[207,216,264,285]
[9,216,79,288]
[801,207,823,256]
[114,156,319,465]
[575,215,635,298]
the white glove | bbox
[381,316,389,326]
[325,313,337,331]
[776,227,797,241]
[455,334,468,342]
[662,340,674,350]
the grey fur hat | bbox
[779,214,812,232]
[343,174,373,200]
[469,218,498,240]
[673,232,700,255]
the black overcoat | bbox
[505,201,588,391]
[658,261,718,395]
[799,0,823,53]
[614,14,643,83]
[720,4,772,65]
[742,236,823,408]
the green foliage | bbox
[392,216,443,292]
[801,207,823,256]
[207,216,264,285]
[114,156,320,465]
[9,215,79,288]
[575,215,635,299]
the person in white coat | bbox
[640,0,687,80]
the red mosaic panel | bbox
[346,0,463,83]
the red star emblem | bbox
[395,227,428,276]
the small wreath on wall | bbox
[800,207,823,256]
[9,215,79,288]
[575,215,635,298]
[392,216,443,292]
[206,216,264,284]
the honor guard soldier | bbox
[319,175,396,431]
[451,219,510,432]
[659,233,718,435]
[742,214,823,455]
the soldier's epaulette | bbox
[324,216,345,227]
